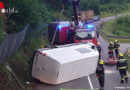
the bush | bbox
[0,14,4,34]
[79,0,100,15]
[112,15,130,37]
[3,0,53,33]
[99,3,128,13]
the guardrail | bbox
[97,22,130,39]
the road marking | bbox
[87,75,94,89]
[105,69,115,74]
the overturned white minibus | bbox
[31,43,99,85]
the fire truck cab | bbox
[48,22,99,46]
[74,24,99,46]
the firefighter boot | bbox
[125,76,128,83]
[100,87,104,90]
[116,52,118,58]
[121,78,124,84]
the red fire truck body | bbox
[48,22,98,45]
[74,28,98,46]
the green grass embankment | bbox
[98,15,130,43]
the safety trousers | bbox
[99,76,104,88]
[119,69,128,83]
[115,49,119,58]
[108,51,114,58]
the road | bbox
[98,35,130,90]
[31,16,130,90]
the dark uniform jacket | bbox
[114,43,120,50]
[117,57,128,70]
[108,44,114,54]
[97,46,101,54]
[96,65,104,77]
[108,44,114,50]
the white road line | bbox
[87,75,94,89]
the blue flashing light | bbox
[58,24,62,30]
[65,23,70,27]
[79,23,83,27]
[86,24,94,29]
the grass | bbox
[0,27,49,90]
[101,4,130,18]
[101,12,115,18]
[98,20,130,43]
[124,54,130,73]
[102,20,115,36]
[98,29,130,43]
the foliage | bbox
[102,15,130,37]
[79,0,100,15]
[79,0,129,15]
[0,14,3,34]
[99,18,130,43]
[112,16,130,36]
[42,0,62,10]
[100,3,128,13]
[2,0,53,33]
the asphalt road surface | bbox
[31,16,130,90]
[31,36,130,90]
[98,35,130,90]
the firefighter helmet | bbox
[97,42,100,45]
[78,16,81,18]
[41,45,44,48]
[119,53,123,57]
[115,40,118,42]
[99,60,104,65]
[110,42,113,44]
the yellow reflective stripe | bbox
[118,59,126,62]
[125,76,128,78]
[109,49,113,51]
[122,78,124,80]
[118,67,127,69]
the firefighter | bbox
[96,60,105,90]
[97,42,102,60]
[117,53,128,83]
[114,40,120,58]
[108,42,114,58]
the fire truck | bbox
[48,0,99,46]
[48,22,99,45]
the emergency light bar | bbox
[58,24,62,30]
[86,24,94,29]
[79,22,83,27]
[57,22,70,30]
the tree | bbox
[2,0,52,33]
[79,0,100,15]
